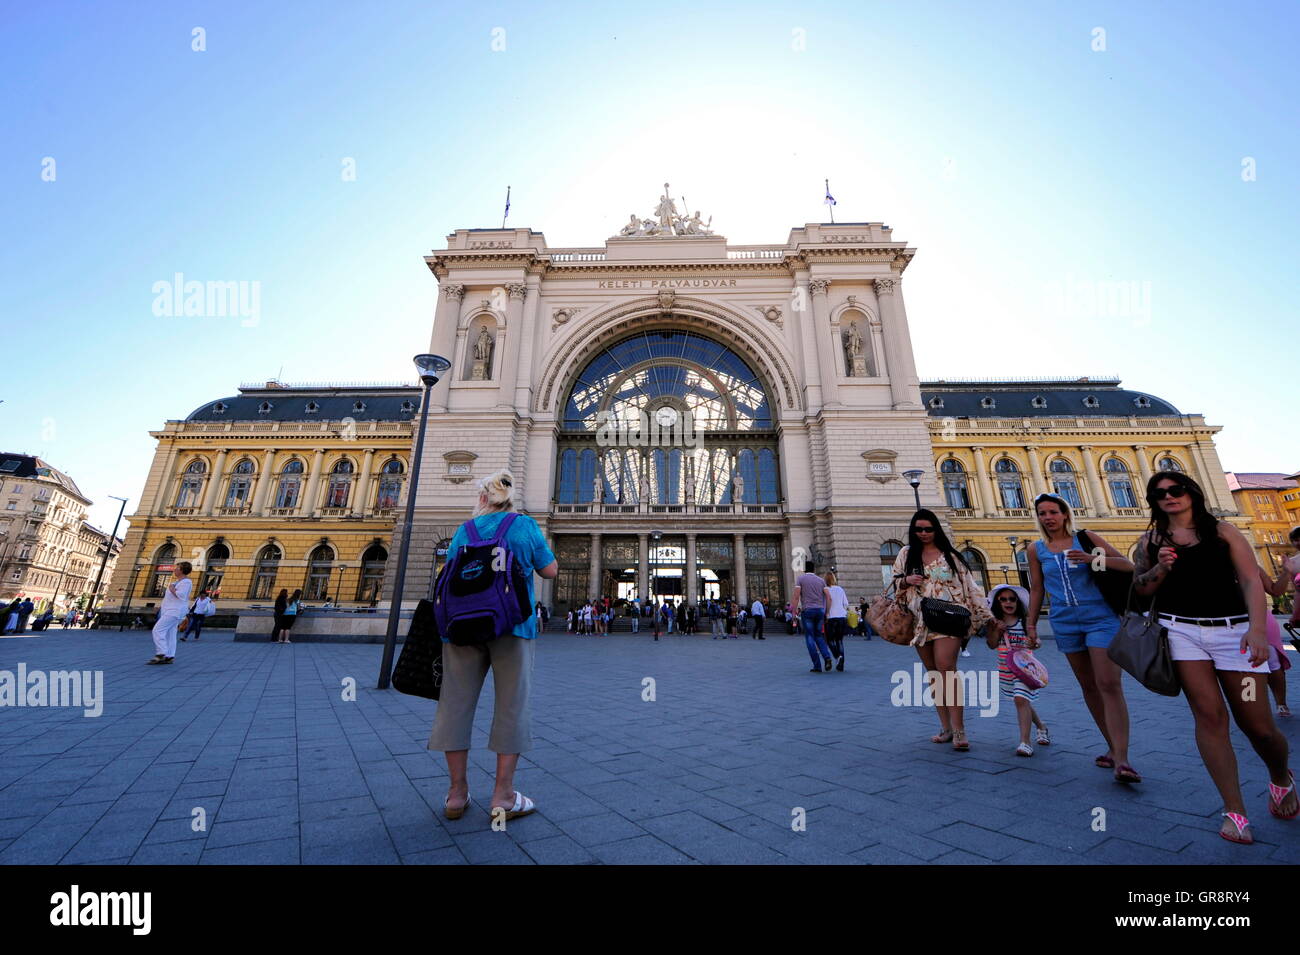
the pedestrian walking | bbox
[1133,471,1295,844]
[824,571,849,670]
[1026,493,1138,781]
[277,590,302,643]
[148,561,193,665]
[892,509,993,750]
[630,597,640,633]
[182,590,215,641]
[795,561,834,673]
[15,597,35,633]
[751,596,766,639]
[428,470,558,823]
[987,586,1049,756]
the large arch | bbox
[537,296,800,416]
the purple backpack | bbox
[433,512,532,646]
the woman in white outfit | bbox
[149,561,193,665]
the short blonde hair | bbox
[473,470,517,517]
[823,570,837,586]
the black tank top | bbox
[1147,531,1246,618]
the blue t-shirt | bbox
[1034,536,1108,608]
[445,511,556,639]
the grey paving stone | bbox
[589,834,696,865]
[200,837,300,865]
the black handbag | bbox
[391,598,443,701]
[920,597,972,638]
[1077,528,1134,616]
[1106,584,1180,697]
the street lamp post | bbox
[89,495,128,616]
[650,530,661,640]
[378,354,450,690]
[119,563,144,632]
[902,469,924,511]
[1005,535,1021,587]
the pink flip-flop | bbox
[1269,769,1298,820]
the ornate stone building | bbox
[1225,472,1298,575]
[108,383,416,614]
[391,190,938,617]
[0,453,121,612]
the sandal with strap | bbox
[931,729,954,744]
[492,791,536,821]
[1114,764,1142,784]
[443,791,470,821]
[1094,754,1115,769]
[1219,812,1253,844]
[1268,769,1298,820]
[1036,727,1050,746]
[952,730,970,752]
[1015,742,1034,757]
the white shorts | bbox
[1160,615,1266,673]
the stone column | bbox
[153,444,181,515]
[808,279,841,407]
[354,448,375,516]
[792,271,823,411]
[588,532,601,602]
[201,449,228,516]
[1080,445,1111,517]
[971,447,997,517]
[256,450,278,515]
[873,278,922,410]
[782,529,796,605]
[513,275,542,412]
[685,532,697,607]
[1025,446,1047,498]
[498,282,528,409]
[1188,443,1228,512]
[302,449,326,516]
[1133,445,1152,485]
[637,533,649,602]
[733,533,747,603]
[429,284,465,410]
[868,315,887,378]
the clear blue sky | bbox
[3,1,1296,532]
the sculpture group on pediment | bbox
[616,183,714,237]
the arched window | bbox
[757,449,779,505]
[961,548,988,591]
[325,458,353,508]
[225,459,255,509]
[1105,457,1137,508]
[202,543,229,595]
[250,544,281,599]
[558,449,578,504]
[305,544,333,600]
[147,543,177,597]
[995,458,1025,509]
[1049,458,1082,508]
[357,543,387,603]
[737,449,758,505]
[940,459,971,509]
[275,460,304,509]
[175,460,206,508]
[1158,456,1184,473]
[375,458,404,510]
[880,540,903,589]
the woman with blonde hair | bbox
[823,570,850,671]
[428,470,558,822]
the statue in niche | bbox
[845,321,868,377]
[471,325,494,380]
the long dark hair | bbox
[904,508,968,577]
[1144,470,1221,552]
[990,586,1027,623]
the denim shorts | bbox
[1050,600,1120,654]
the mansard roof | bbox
[920,378,1180,418]
[184,382,421,423]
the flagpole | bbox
[502,185,511,228]
[825,179,834,223]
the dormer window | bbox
[928,396,944,410]
[1082,395,1100,409]
[1030,396,1047,409]
[305,401,320,414]
[212,402,228,415]
[980,396,996,410]
[352,401,367,413]
[1133,395,1151,409]
[400,400,416,413]
[258,401,274,414]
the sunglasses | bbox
[1148,486,1189,502]
[914,525,936,533]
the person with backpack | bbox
[428,470,557,824]
[276,590,302,643]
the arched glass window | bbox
[961,548,988,591]
[250,544,282,599]
[1049,458,1082,508]
[1158,456,1183,473]
[940,459,971,509]
[305,544,333,600]
[147,543,177,597]
[225,459,255,509]
[995,458,1025,509]
[757,449,779,505]
[375,458,404,510]
[325,458,353,508]
[202,543,229,595]
[558,449,578,503]
[1105,457,1137,508]
[880,540,903,589]
[358,543,387,603]
[579,449,600,503]
[737,449,758,505]
[275,460,304,509]
[175,460,206,508]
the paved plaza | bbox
[0,625,1296,865]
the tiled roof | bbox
[1225,472,1299,492]
[920,380,1179,418]
[185,384,421,423]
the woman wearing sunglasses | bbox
[1027,492,1138,782]
[1133,471,1294,844]
[892,509,993,751]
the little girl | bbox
[988,585,1049,757]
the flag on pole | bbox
[824,179,836,223]
[502,186,511,228]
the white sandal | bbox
[444,791,470,820]
[494,791,536,820]
[1015,742,1034,757]
[1036,727,1050,746]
